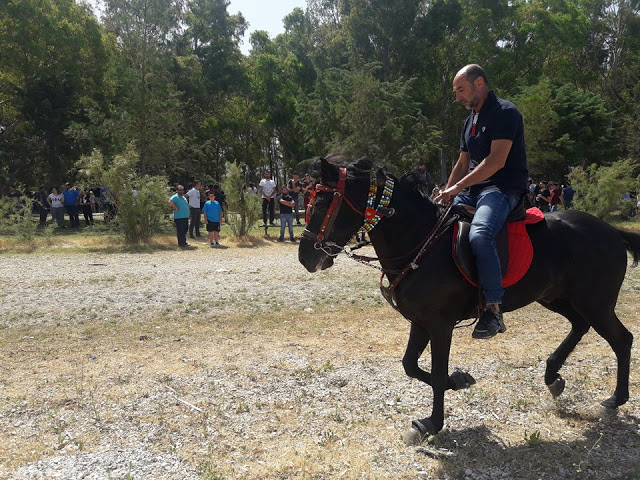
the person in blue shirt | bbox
[62,183,81,228]
[168,185,191,248]
[202,192,224,247]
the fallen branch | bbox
[165,385,203,413]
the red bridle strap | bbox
[303,167,365,244]
[315,167,347,244]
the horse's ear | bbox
[320,157,339,184]
[376,167,386,186]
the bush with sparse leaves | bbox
[77,145,170,243]
[0,192,37,241]
[222,163,261,238]
[568,159,639,221]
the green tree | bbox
[515,78,562,180]
[298,63,440,174]
[0,0,110,187]
[102,0,184,175]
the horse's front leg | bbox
[403,325,455,445]
[402,323,475,390]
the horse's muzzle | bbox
[298,239,335,272]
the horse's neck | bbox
[368,184,439,270]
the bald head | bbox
[453,64,490,111]
[456,64,489,86]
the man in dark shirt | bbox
[212,184,227,213]
[287,172,302,224]
[278,185,296,242]
[562,183,575,209]
[536,181,551,212]
[437,64,528,339]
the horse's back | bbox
[521,209,629,307]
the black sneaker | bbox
[472,306,506,339]
[277,238,284,242]
[289,238,296,243]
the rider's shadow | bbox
[418,415,640,479]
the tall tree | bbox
[102,0,184,175]
[0,0,109,186]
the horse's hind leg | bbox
[538,299,590,397]
[587,310,633,408]
[402,323,475,391]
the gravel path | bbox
[1,243,639,479]
[0,243,380,328]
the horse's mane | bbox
[310,154,437,209]
[399,171,433,203]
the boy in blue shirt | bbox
[203,192,224,246]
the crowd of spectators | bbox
[4,165,638,244]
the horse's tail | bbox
[619,229,640,267]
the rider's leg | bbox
[468,187,520,338]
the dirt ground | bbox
[0,240,639,479]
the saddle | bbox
[452,202,544,288]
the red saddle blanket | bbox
[452,207,544,288]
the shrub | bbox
[568,159,639,221]
[222,163,261,238]
[77,145,170,243]
[0,192,37,242]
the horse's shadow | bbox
[419,412,640,480]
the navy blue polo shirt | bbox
[460,90,528,196]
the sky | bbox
[228,0,307,54]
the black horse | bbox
[298,155,639,443]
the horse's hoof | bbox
[403,418,437,445]
[548,377,565,398]
[601,394,625,409]
[450,370,476,390]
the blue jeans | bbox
[454,186,521,304]
[279,213,294,240]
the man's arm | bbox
[168,199,178,211]
[436,139,512,203]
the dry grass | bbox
[0,240,639,479]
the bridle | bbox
[301,167,365,253]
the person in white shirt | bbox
[259,171,277,226]
[47,186,65,228]
[186,181,202,238]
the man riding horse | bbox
[437,64,528,339]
